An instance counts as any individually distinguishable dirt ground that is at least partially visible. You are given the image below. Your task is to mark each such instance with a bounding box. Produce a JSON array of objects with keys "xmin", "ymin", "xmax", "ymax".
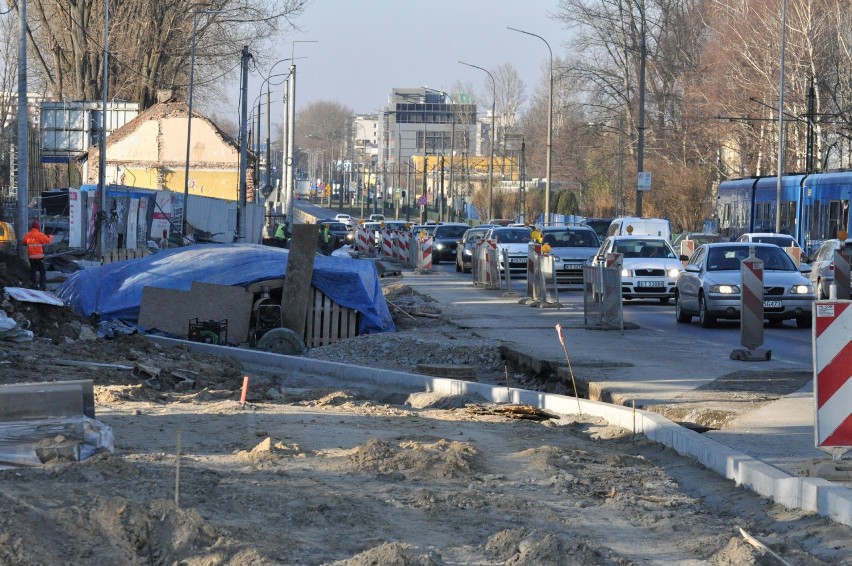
[{"xmin": 1, "ymin": 267, "xmax": 852, "ymax": 565}]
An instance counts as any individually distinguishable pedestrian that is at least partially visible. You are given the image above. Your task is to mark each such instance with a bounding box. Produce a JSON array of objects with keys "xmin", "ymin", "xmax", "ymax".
[
  {"xmin": 159, "ymin": 229, "xmax": 169, "ymax": 250},
  {"xmin": 21, "ymin": 220, "xmax": 53, "ymax": 291}
]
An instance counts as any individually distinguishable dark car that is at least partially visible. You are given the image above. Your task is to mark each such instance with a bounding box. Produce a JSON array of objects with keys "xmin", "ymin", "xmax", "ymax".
[
  {"xmin": 317, "ymin": 220, "xmax": 354, "ymax": 249},
  {"xmin": 581, "ymin": 218, "xmax": 613, "ymax": 241},
  {"xmin": 456, "ymin": 226, "xmax": 492, "ymax": 273},
  {"xmin": 430, "ymin": 223, "xmax": 471, "ymax": 264}
]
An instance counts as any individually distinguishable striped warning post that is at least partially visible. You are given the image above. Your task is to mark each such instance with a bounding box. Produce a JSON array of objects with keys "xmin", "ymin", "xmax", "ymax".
[
  {"xmin": 418, "ymin": 236, "xmax": 433, "ymax": 270},
  {"xmin": 398, "ymin": 232, "xmax": 411, "ymax": 265},
  {"xmin": 527, "ymin": 243, "xmax": 539, "ymax": 299},
  {"xmin": 814, "ymin": 301, "xmax": 852, "ymax": 449},
  {"xmin": 356, "ymin": 227, "xmax": 372, "ymax": 255},
  {"xmin": 835, "ymin": 250, "xmax": 851, "ymax": 300},
  {"xmin": 740, "ymin": 255, "xmax": 764, "ymax": 350},
  {"xmin": 381, "ymin": 229, "xmax": 393, "ymax": 258}
]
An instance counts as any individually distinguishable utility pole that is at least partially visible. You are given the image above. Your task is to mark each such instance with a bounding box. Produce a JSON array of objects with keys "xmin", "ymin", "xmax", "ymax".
[
  {"xmin": 238, "ymin": 46, "xmax": 249, "ymax": 240},
  {"xmin": 98, "ymin": 0, "xmax": 110, "ymax": 255},
  {"xmin": 16, "ymin": 0, "xmax": 29, "ymax": 261},
  {"xmin": 285, "ymin": 63, "xmax": 296, "ymax": 224}
]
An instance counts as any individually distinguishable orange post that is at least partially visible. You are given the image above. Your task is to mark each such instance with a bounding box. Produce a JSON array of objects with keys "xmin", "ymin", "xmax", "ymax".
[{"xmin": 240, "ymin": 376, "xmax": 249, "ymax": 405}]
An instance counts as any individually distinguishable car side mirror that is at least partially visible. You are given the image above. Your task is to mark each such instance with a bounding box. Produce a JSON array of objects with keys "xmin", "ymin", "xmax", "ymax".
[
  {"xmin": 799, "ymin": 264, "xmax": 812, "ymax": 274},
  {"xmin": 679, "ymin": 254, "xmax": 689, "ymax": 262}
]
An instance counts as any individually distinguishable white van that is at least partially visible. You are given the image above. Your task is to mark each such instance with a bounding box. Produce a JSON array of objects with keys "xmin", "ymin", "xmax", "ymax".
[{"xmin": 606, "ymin": 217, "xmax": 671, "ymax": 241}]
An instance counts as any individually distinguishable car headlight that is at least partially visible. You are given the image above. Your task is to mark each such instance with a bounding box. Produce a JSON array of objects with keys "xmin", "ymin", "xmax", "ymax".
[
  {"xmin": 435, "ymin": 243, "xmax": 445, "ymax": 250},
  {"xmin": 667, "ymin": 268, "xmax": 682, "ymax": 278},
  {"xmin": 464, "ymin": 249, "xmax": 472, "ymax": 256},
  {"xmin": 790, "ymin": 284, "xmax": 813, "ymax": 294},
  {"xmin": 621, "ymin": 268, "xmax": 631, "ymax": 277},
  {"xmin": 709, "ymin": 284, "xmax": 740, "ymax": 294}
]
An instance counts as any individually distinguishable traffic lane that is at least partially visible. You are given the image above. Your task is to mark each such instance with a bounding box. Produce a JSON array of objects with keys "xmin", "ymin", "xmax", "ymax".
[{"xmin": 610, "ymin": 297, "xmax": 813, "ymax": 367}]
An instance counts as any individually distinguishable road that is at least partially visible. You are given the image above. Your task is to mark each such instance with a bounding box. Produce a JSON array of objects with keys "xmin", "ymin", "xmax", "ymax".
[{"xmin": 428, "ymin": 259, "xmax": 814, "ymax": 369}]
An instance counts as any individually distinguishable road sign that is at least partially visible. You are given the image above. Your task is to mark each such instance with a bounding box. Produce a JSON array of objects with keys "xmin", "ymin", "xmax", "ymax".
[
  {"xmin": 637, "ymin": 171, "xmax": 652, "ymax": 192},
  {"xmin": 417, "ymin": 195, "xmax": 427, "ymax": 206},
  {"xmin": 814, "ymin": 301, "xmax": 852, "ymax": 454}
]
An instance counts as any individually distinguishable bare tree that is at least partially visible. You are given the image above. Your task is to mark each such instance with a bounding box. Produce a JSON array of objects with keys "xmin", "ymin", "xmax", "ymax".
[
  {"xmin": 18, "ymin": 0, "xmax": 306, "ymax": 108},
  {"xmin": 295, "ymin": 100, "xmax": 353, "ymax": 185}
]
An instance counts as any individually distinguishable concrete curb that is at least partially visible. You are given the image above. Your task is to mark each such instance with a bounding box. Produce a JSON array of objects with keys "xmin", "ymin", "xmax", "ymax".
[{"xmin": 148, "ymin": 336, "xmax": 852, "ymax": 528}]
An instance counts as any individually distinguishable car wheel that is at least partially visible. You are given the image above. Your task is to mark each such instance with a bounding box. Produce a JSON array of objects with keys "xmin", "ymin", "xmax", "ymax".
[
  {"xmin": 455, "ymin": 258, "xmax": 461, "ymax": 272},
  {"xmin": 675, "ymin": 294, "xmax": 692, "ymax": 323},
  {"xmin": 796, "ymin": 315, "xmax": 812, "ymax": 328},
  {"xmin": 699, "ymin": 294, "xmax": 716, "ymax": 328},
  {"xmin": 659, "ymin": 297, "xmax": 670, "ymax": 304},
  {"xmin": 767, "ymin": 318, "xmax": 784, "ymax": 327}
]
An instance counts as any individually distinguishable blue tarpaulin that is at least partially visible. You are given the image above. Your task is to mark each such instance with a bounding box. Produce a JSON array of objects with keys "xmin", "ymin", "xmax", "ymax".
[{"xmin": 56, "ymin": 244, "xmax": 395, "ymax": 335}]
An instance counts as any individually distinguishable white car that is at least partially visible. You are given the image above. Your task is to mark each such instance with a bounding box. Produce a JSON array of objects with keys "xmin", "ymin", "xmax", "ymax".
[
  {"xmin": 592, "ymin": 236, "xmax": 684, "ymax": 303},
  {"xmin": 334, "ymin": 213, "xmax": 354, "ymax": 227},
  {"xmin": 807, "ymin": 238, "xmax": 852, "ymax": 299},
  {"xmin": 483, "ymin": 226, "xmax": 532, "ymax": 276}
]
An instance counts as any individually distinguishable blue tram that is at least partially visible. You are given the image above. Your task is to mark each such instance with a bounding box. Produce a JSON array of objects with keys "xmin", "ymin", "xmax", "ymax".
[{"xmin": 717, "ymin": 172, "xmax": 851, "ymax": 255}]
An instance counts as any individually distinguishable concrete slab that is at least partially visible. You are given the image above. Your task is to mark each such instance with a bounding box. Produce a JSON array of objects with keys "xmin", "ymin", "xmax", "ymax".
[{"xmin": 0, "ymin": 381, "xmax": 93, "ymax": 420}]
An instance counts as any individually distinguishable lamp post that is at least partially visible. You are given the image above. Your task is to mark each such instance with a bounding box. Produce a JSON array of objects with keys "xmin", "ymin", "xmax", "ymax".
[
  {"xmin": 459, "ymin": 61, "xmax": 496, "ymax": 222},
  {"xmin": 507, "ymin": 27, "xmax": 552, "ymax": 226},
  {"xmin": 775, "ymin": 0, "xmax": 788, "ymax": 233},
  {"xmin": 634, "ymin": 0, "xmax": 647, "ymax": 217},
  {"xmin": 424, "ymin": 87, "xmax": 456, "ymax": 222},
  {"xmin": 354, "ymin": 120, "xmax": 368, "ymax": 218},
  {"xmin": 183, "ymin": 9, "xmax": 223, "ymax": 237}
]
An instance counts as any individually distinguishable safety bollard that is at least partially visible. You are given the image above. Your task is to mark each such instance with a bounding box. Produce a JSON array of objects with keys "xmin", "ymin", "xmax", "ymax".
[
  {"xmin": 834, "ymin": 250, "xmax": 851, "ymax": 300},
  {"xmin": 731, "ymin": 247, "xmax": 771, "ymax": 361},
  {"xmin": 814, "ymin": 300, "xmax": 852, "ymax": 458}
]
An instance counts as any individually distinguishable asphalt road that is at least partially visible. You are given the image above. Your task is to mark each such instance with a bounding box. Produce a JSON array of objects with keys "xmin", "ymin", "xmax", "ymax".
[{"xmin": 428, "ymin": 259, "xmax": 814, "ymax": 369}]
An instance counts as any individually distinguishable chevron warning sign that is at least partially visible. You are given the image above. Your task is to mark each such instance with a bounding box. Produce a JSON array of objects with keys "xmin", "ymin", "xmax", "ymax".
[{"xmin": 814, "ymin": 300, "xmax": 852, "ymax": 449}]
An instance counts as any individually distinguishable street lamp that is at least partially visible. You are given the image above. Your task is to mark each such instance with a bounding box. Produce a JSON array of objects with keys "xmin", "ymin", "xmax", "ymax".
[
  {"xmin": 775, "ymin": 0, "xmax": 788, "ymax": 233},
  {"xmin": 183, "ymin": 8, "xmax": 223, "ymax": 236},
  {"xmin": 459, "ymin": 61, "xmax": 496, "ymax": 222},
  {"xmin": 354, "ymin": 121, "xmax": 368, "ymax": 219},
  {"xmin": 507, "ymin": 27, "xmax": 552, "ymax": 225},
  {"xmin": 424, "ymin": 87, "xmax": 456, "ymax": 222},
  {"xmin": 633, "ymin": 0, "xmax": 647, "ymax": 217}
]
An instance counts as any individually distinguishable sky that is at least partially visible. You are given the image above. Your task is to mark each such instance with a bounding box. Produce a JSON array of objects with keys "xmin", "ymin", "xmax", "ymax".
[{"xmin": 235, "ymin": 0, "xmax": 570, "ymax": 123}]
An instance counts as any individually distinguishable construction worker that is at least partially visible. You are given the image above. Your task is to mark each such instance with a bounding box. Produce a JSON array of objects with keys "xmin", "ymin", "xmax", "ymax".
[
  {"xmin": 21, "ymin": 220, "xmax": 53, "ymax": 291},
  {"xmin": 274, "ymin": 221, "xmax": 289, "ymax": 247}
]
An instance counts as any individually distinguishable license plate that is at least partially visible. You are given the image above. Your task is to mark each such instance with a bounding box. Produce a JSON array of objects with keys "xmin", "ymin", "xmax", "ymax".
[
  {"xmin": 510, "ymin": 258, "xmax": 526, "ymax": 264},
  {"xmin": 764, "ymin": 300, "xmax": 782, "ymax": 308},
  {"xmin": 564, "ymin": 263, "xmax": 582, "ymax": 270},
  {"xmin": 637, "ymin": 281, "xmax": 664, "ymax": 287}
]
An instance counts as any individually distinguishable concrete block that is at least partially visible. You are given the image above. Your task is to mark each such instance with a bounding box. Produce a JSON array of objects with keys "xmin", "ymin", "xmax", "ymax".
[{"xmin": 0, "ymin": 381, "xmax": 92, "ymax": 421}]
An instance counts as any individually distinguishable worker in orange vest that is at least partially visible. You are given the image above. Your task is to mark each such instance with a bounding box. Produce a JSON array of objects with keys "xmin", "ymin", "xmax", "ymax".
[{"xmin": 21, "ymin": 220, "xmax": 53, "ymax": 291}]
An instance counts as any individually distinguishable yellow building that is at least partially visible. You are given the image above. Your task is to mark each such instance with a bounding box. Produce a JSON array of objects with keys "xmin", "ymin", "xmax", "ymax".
[
  {"xmin": 82, "ymin": 101, "xmax": 255, "ymax": 201},
  {"xmin": 409, "ymin": 155, "xmax": 519, "ymax": 181}
]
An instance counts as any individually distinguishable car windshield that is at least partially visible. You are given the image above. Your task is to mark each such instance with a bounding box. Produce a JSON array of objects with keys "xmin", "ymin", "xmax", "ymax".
[
  {"xmin": 466, "ymin": 229, "xmax": 488, "ymax": 242},
  {"xmin": 706, "ymin": 246, "xmax": 796, "ymax": 271},
  {"xmin": 325, "ymin": 223, "xmax": 347, "ymax": 231},
  {"xmin": 493, "ymin": 229, "xmax": 531, "ymax": 243},
  {"xmin": 435, "ymin": 225, "xmax": 469, "ymax": 238},
  {"xmin": 677, "ymin": 234, "xmax": 721, "ymax": 246},
  {"xmin": 613, "ymin": 239, "xmax": 676, "ymax": 259},
  {"xmin": 542, "ymin": 230, "xmax": 598, "ymax": 248},
  {"xmin": 749, "ymin": 235, "xmax": 797, "ymax": 248}
]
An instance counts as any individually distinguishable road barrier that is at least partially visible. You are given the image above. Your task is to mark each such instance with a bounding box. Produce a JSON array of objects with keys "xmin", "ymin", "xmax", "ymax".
[
  {"xmin": 730, "ymin": 250, "xmax": 770, "ymax": 361},
  {"xmin": 814, "ymin": 300, "xmax": 852, "ymax": 460},
  {"xmin": 356, "ymin": 226, "xmax": 375, "ymax": 256},
  {"xmin": 582, "ymin": 254, "xmax": 623, "ymax": 331},
  {"xmin": 526, "ymin": 243, "xmax": 559, "ymax": 307},
  {"xmin": 473, "ymin": 239, "xmax": 500, "ymax": 289},
  {"xmin": 414, "ymin": 235, "xmax": 433, "ymax": 272},
  {"xmin": 784, "ymin": 246, "xmax": 802, "ymax": 268},
  {"xmin": 393, "ymin": 231, "xmax": 409, "ymax": 263},
  {"xmin": 834, "ymin": 249, "xmax": 851, "ymax": 300},
  {"xmin": 381, "ymin": 229, "xmax": 393, "ymax": 258},
  {"xmin": 679, "ymin": 239, "xmax": 695, "ymax": 266}
]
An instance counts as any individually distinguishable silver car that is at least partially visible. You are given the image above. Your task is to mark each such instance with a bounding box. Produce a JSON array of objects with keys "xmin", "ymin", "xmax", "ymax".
[
  {"xmin": 540, "ymin": 225, "xmax": 600, "ymax": 286},
  {"xmin": 675, "ymin": 243, "xmax": 815, "ymax": 328},
  {"xmin": 592, "ymin": 236, "xmax": 684, "ymax": 302},
  {"xmin": 456, "ymin": 226, "xmax": 491, "ymax": 273},
  {"xmin": 807, "ymin": 238, "xmax": 852, "ymax": 299}
]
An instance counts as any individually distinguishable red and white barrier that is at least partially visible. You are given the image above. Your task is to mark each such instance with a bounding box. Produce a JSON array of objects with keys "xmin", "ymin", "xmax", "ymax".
[
  {"xmin": 740, "ymin": 254, "xmax": 764, "ymax": 350},
  {"xmin": 356, "ymin": 226, "xmax": 374, "ymax": 256},
  {"xmin": 474, "ymin": 239, "xmax": 499, "ymax": 288},
  {"xmin": 814, "ymin": 301, "xmax": 852, "ymax": 451},
  {"xmin": 416, "ymin": 235, "xmax": 433, "ymax": 271},
  {"xmin": 381, "ymin": 229, "xmax": 393, "ymax": 258},
  {"xmin": 834, "ymin": 250, "xmax": 851, "ymax": 300},
  {"xmin": 397, "ymin": 232, "xmax": 410, "ymax": 265}
]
